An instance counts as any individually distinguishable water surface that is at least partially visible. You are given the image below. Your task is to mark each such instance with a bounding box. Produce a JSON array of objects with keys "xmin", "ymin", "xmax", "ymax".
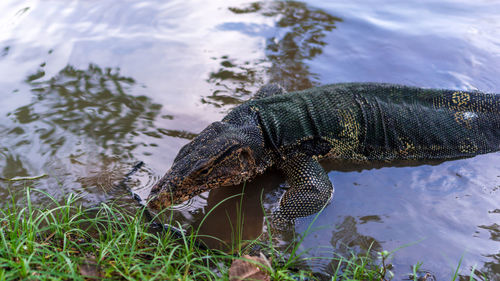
[{"xmin": 0, "ymin": 0, "xmax": 499, "ymax": 279}]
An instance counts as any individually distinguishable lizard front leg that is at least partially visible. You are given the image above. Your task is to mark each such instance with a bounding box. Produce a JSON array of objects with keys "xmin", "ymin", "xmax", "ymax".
[{"xmin": 272, "ymin": 154, "xmax": 334, "ymax": 223}]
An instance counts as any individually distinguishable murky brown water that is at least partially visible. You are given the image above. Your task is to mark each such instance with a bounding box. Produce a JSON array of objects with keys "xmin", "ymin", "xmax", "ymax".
[{"xmin": 1, "ymin": 0, "xmax": 499, "ymax": 279}]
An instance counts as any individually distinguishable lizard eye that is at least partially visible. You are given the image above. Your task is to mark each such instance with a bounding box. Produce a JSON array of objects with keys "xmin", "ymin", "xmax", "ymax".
[
  {"xmin": 198, "ymin": 167, "xmax": 212, "ymax": 176},
  {"xmin": 198, "ymin": 168, "xmax": 211, "ymax": 176}
]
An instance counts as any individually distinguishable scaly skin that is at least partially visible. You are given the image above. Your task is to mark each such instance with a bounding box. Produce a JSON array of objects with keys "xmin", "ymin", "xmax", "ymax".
[{"xmin": 148, "ymin": 83, "xmax": 500, "ymax": 222}]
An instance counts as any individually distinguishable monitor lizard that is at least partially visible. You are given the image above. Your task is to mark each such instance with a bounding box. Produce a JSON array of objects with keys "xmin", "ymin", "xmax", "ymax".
[{"xmin": 148, "ymin": 83, "xmax": 500, "ymax": 223}]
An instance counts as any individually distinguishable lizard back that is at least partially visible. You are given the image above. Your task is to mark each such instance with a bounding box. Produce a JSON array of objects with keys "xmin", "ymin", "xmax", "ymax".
[{"xmin": 249, "ymin": 83, "xmax": 500, "ymax": 161}]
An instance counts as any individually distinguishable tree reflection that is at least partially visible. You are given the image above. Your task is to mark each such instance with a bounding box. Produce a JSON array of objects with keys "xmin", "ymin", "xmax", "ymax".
[
  {"xmin": 329, "ymin": 216, "xmax": 382, "ymax": 254},
  {"xmin": 325, "ymin": 216, "xmax": 382, "ymax": 276},
  {"xmin": 0, "ymin": 150, "xmax": 29, "ymax": 180},
  {"xmin": 1, "ymin": 64, "xmax": 168, "ymax": 201},
  {"xmin": 185, "ymin": 171, "xmax": 284, "ymax": 250},
  {"xmin": 9, "ymin": 64, "xmax": 162, "ymax": 159},
  {"xmin": 461, "ymin": 223, "xmax": 500, "ymax": 280},
  {"xmin": 472, "ymin": 254, "xmax": 500, "ymax": 281},
  {"xmin": 205, "ymin": 1, "xmax": 342, "ymax": 107}
]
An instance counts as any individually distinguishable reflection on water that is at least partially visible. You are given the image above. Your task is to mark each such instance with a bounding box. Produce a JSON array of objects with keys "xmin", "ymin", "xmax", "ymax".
[
  {"xmin": 182, "ymin": 154, "xmax": 500, "ymax": 279},
  {"xmin": 1, "ymin": 46, "xmax": 9, "ymax": 57},
  {"xmin": 479, "ymin": 223, "xmax": 500, "ymax": 243},
  {"xmin": 1, "ymin": 152, "xmax": 29, "ymax": 180},
  {"xmin": 328, "ymin": 216, "xmax": 383, "ymax": 254},
  {"xmin": 325, "ymin": 216, "xmax": 382, "ymax": 275},
  {"xmin": 15, "ymin": 64, "xmax": 161, "ymax": 159},
  {"xmin": 194, "ymin": 176, "xmax": 271, "ymax": 250},
  {"xmin": 204, "ymin": 1, "xmax": 341, "ymax": 107},
  {"xmin": 2, "ymin": 64, "xmax": 163, "ymax": 203},
  {"xmin": 473, "ymin": 254, "xmax": 500, "ymax": 281},
  {"xmin": 0, "ymin": 0, "xmax": 499, "ymax": 278},
  {"xmin": 463, "ymin": 222, "xmax": 500, "ymax": 280}
]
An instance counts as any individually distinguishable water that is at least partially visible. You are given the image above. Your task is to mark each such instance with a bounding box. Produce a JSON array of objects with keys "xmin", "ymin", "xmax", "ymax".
[{"xmin": 1, "ymin": 0, "xmax": 499, "ymax": 279}]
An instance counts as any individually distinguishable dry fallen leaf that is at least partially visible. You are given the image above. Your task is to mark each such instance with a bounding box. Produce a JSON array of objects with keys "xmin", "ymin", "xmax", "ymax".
[
  {"xmin": 79, "ymin": 256, "xmax": 102, "ymax": 279},
  {"xmin": 229, "ymin": 253, "xmax": 271, "ymax": 281}
]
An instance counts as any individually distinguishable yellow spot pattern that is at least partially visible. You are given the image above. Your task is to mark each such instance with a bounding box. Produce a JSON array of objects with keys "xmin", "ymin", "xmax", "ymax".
[{"xmin": 324, "ymin": 108, "xmax": 365, "ymax": 160}]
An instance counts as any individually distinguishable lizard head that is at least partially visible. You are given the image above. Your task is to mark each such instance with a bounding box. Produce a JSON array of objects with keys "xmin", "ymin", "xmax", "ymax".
[{"xmin": 147, "ymin": 120, "xmax": 266, "ymax": 211}]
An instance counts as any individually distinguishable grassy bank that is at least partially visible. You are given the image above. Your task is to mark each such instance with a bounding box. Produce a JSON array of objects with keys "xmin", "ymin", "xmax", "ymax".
[{"xmin": 0, "ymin": 188, "xmax": 467, "ymax": 280}]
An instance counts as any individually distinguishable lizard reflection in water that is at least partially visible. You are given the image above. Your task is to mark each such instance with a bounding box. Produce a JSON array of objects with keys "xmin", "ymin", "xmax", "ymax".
[{"xmin": 148, "ymin": 83, "xmax": 500, "ymax": 224}]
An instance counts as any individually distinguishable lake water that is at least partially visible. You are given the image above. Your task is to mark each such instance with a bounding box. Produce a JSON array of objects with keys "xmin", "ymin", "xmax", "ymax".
[{"xmin": 0, "ymin": 0, "xmax": 499, "ymax": 279}]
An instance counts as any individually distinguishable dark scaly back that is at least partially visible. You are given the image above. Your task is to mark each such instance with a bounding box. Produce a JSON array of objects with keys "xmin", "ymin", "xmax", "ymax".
[
  {"xmin": 355, "ymin": 83, "xmax": 500, "ymax": 160},
  {"xmin": 248, "ymin": 84, "xmax": 355, "ymax": 159},
  {"xmin": 249, "ymin": 83, "xmax": 500, "ymax": 162}
]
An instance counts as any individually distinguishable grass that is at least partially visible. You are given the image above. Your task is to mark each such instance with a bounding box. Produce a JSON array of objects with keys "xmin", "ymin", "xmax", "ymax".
[
  {"xmin": 1, "ymin": 188, "xmax": 228, "ymax": 280},
  {"xmin": 0, "ymin": 187, "xmax": 486, "ymax": 280}
]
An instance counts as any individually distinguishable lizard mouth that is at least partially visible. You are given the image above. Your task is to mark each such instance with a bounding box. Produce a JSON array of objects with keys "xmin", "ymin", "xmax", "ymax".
[
  {"xmin": 147, "ymin": 131, "xmax": 260, "ymax": 211},
  {"xmin": 148, "ymin": 180, "xmax": 208, "ymax": 211},
  {"xmin": 147, "ymin": 191, "xmax": 172, "ymax": 211}
]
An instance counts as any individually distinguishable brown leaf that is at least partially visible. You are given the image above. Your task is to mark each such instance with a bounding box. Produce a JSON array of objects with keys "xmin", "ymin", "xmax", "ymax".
[
  {"xmin": 229, "ymin": 254, "xmax": 271, "ymax": 281},
  {"xmin": 79, "ymin": 257, "xmax": 102, "ymax": 279}
]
